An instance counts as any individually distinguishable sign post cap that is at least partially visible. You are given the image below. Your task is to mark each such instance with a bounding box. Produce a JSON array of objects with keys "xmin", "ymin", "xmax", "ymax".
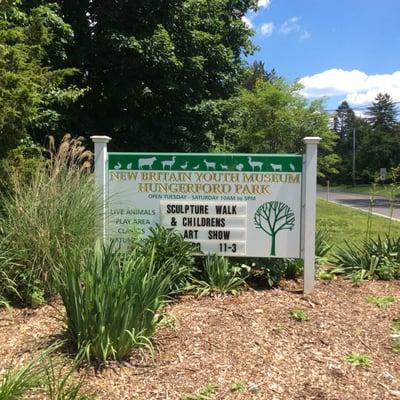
[
  {"xmin": 90, "ymin": 135, "xmax": 112, "ymax": 144},
  {"xmin": 303, "ymin": 136, "xmax": 321, "ymax": 145}
]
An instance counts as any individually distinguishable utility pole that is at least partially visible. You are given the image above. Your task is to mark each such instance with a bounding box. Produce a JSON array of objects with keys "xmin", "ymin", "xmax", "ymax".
[{"xmin": 352, "ymin": 128, "xmax": 356, "ymax": 187}]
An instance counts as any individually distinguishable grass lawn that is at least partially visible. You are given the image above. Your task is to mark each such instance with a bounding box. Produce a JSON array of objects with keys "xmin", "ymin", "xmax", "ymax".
[
  {"xmin": 321, "ymin": 183, "xmax": 400, "ymax": 197},
  {"xmin": 316, "ymin": 198, "xmax": 400, "ymax": 248}
]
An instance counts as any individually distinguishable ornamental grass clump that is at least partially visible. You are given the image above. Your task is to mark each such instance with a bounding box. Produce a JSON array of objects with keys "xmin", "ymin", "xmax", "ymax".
[
  {"xmin": 0, "ymin": 135, "xmax": 97, "ymax": 305},
  {"xmin": 57, "ymin": 242, "xmax": 171, "ymax": 363}
]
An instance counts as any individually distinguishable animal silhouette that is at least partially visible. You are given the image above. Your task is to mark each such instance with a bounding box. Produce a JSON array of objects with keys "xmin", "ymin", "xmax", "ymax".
[
  {"xmin": 235, "ymin": 163, "xmax": 244, "ymax": 171},
  {"xmin": 270, "ymin": 163, "xmax": 282, "ymax": 172},
  {"xmin": 220, "ymin": 164, "xmax": 228, "ymax": 170},
  {"xmin": 289, "ymin": 163, "xmax": 295, "ymax": 171},
  {"xmin": 161, "ymin": 156, "xmax": 176, "ymax": 170},
  {"xmin": 203, "ymin": 159, "xmax": 216, "ymax": 170},
  {"xmin": 114, "ymin": 162, "xmax": 122, "ymax": 170},
  {"xmin": 248, "ymin": 157, "xmax": 263, "ymax": 171},
  {"xmin": 193, "ymin": 164, "xmax": 200, "ymax": 170},
  {"xmin": 180, "ymin": 161, "xmax": 188, "ymax": 169},
  {"xmin": 126, "ymin": 162, "xmax": 132, "ymax": 170},
  {"xmin": 138, "ymin": 157, "xmax": 157, "ymax": 169}
]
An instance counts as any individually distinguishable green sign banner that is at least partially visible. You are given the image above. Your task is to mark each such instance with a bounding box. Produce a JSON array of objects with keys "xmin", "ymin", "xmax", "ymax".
[{"xmin": 108, "ymin": 153, "xmax": 302, "ymax": 173}]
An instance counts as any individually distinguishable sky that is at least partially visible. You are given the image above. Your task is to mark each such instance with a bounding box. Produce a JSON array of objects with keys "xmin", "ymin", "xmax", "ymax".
[{"xmin": 244, "ymin": 0, "xmax": 400, "ymax": 113}]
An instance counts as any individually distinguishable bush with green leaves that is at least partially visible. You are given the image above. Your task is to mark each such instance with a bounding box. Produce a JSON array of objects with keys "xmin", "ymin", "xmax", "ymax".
[
  {"xmin": 0, "ymin": 135, "xmax": 97, "ymax": 305},
  {"xmin": 56, "ymin": 241, "xmax": 171, "ymax": 362},
  {"xmin": 133, "ymin": 225, "xmax": 197, "ymax": 292},
  {"xmin": 331, "ymin": 235, "xmax": 400, "ymax": 281},
  {"xmin": 195, "ymin": 254, "xmax": 248, "ymax": 296}
]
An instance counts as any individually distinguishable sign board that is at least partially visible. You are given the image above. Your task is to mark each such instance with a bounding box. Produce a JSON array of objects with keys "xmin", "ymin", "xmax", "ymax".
[
  {"xmin": 91, "ymin": 135, "xmax": 320, "ymax": 294},
  {"xmin": 107, "ymin": 153, "xmax": 303, "ymax": 258}
]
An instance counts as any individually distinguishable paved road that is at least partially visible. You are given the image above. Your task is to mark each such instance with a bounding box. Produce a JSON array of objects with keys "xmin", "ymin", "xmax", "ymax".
[{"xmin": 317, "ymin": 189, "xmax": 400, "ymax": 220}]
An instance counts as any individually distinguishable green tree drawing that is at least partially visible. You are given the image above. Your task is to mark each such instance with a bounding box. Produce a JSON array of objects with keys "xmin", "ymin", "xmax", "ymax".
[{"xmin": 254, "ymin": 201, "xmax": 295, "ymax": 256}]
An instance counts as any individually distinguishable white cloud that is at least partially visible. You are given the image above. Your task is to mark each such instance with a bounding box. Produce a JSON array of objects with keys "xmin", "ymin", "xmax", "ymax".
[
  {"xmin": 242, "ymin": 15, "xmax": 253, "ymax": 29},
  {"xmin": 261, "ymin": 22, "xmax": 274, "ymax": 36},
  {"xmin": 280, "ymin": 17, "xmax": 300, "ymax": 34},
  {"xmin": 299, "ymin": 68, "xmax": 400, "ymax": 105},
  {"xmin": 258, "ymin": 0, "xmax": 271, "ymax": 8},
  {"xmin": 300, "ymin": 30, "xmax": 311, "ymax": 40}
]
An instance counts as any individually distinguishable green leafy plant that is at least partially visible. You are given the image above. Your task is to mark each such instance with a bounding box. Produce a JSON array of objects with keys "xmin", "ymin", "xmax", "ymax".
[
  {"xmin": 0, "ymin": 135, "xmax": 97, "ymax": 305},
  {"xmin": 43, "ymin": 357, "xmax": 94, "ymax": 400},
  {"xmin": 288, "ymin": 309, "xmax": 309, "ymax": 322},
  {"xmin": 195, "ymin": 254, "xmax": 248, "ymax": 296},
  {"xmin": 392, "ymin": 317, "xmax": 400, "ymax": 333},
  {"xmin": 317, "ymin": 270, "xmax": 335, "ymax": 281},
  {"xmin": 0, "ymin": 343, "xmax": 60, "ymax": 400},
  {"xmin": 344, "ymin": 353, "xmax": 372, "ymax": 367},
  {"xmin": 56, "ymin": 241, "xmax": 171, "ymax": 362},
  {"xmin": 366, "ymin": 295, "xmax": 396, "ymax": 309},
  {"xmin": 0, "ymin": 356, "xmax": 44, "ymax": 400},
  {"xmin": 230, "ymin": 382, "xmax": 246, "ymax": 393},
  {"xmin": 315, "ymin": 227, "xmax": 333, "ymax": 265},
  {"xmin": 331, "ymin": 235, "xmax": 400, "ymax": 281},
  {"xmin": 133, "ymin": 225, "xmax": 197, "ymax": 293},
  {"xmin": 181, "ymin": 383, "xmax": 219, "ymax": 400}
]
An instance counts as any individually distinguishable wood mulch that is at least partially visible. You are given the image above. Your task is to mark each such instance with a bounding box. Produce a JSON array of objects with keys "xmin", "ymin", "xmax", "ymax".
[{"xmin": 1, "ymin": 278, "xmax": 400, "ymax": 399}]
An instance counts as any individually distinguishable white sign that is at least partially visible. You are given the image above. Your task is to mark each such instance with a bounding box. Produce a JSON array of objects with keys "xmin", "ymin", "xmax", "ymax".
[
  {"xmin": 91, "ymin": 136, "xmax": 321, "ymax": 294},
  {"xmin": 107, "ymin": 153, "xmax": 303, "ymax": 258}
]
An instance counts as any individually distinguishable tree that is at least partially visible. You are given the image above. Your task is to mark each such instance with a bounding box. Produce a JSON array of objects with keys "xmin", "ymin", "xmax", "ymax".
[
  {"xmin": 367, "ymin": 93, "xmax": 397, "ymax": 130},
  {"xmin": 209, "ymin": 79, "xmax": 340, "ymax": 179},
  {"xmin": 254, "ymin": 201, "xmax": 295, "ymax": 256},
  {"xmin": 351, "ymin": 93, "xmax": 400, "ymax": 181},
  {"xmin": 331, "ymin": 101, "xmax": 355, "ymax": 183},
  {"xmin": 25, "ymin": 0, "xmax": 257, "ymax": 151},
  {"xmin": 242, "ymin": 60, "xmax": 279, "ymax": 90},
  {"xmin": 0, "ymin": 1, "xmax": 83, "ymax": 157},
  {"xmin": 333, "ymin": 101, "xmax": 355, "ymax": 141}
]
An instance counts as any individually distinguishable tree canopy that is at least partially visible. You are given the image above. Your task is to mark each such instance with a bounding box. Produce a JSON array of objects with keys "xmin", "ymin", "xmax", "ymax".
[
  {"xmin": 0, "ymin": 1, "xmax": 82, "ymax": 157},
  {"xmin": 23, "ymin": 0, "xmax": 258, "ymax": 152},
  {"xmin": 209, "ymin": 79, "xmax": 340, "ymax": 179}
]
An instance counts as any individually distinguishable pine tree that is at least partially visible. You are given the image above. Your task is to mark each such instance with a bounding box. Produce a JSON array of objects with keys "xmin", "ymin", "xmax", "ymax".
[
  {"xmin": 367, "ymin": 93, "xmax": 397, "ymax": 130},
  {"xmin": 242, "ymin": 61, "xmax": 278, "ymax": 90},
  {"xmin": 333, "ymin": 101, "xmax": 355, "ymax": 141}
]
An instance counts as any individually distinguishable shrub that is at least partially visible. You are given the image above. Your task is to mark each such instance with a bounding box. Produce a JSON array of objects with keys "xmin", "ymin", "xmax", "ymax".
[
  {"xmin": 195, "ymin": 254, "xmax": 248, "ymax": 296},
  {"xmin": 57, "ymin": 241, "xmax": 171, "ymax": 362},
  {"xmin": 331, "ymin": 235, "xmax": 400, "ymax": 281},
  {"xmin": 0, "ymin": 135, "xmax": 97, "ymax": 304},
  {"xmin": 134, "ymin": 225, "xmax": 197, "ymax": 292}
]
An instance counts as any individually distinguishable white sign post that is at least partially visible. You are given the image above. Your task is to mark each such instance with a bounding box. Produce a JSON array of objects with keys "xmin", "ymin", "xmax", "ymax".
[
  {"xmin": 90, "ymin": 135, "xmax": 111, "ymax": 242},
  {"xmin": 91, "ymin": 136, "xmax": 321, "ymax": 294},
  {"xmin": 302, "ymin": 137, "xmax": 321, "ymax": 294}
]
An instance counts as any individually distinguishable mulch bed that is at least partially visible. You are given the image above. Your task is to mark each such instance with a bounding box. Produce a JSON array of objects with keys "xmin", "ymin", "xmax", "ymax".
[{"xmin": 1, "ymin": 278, "xmax": 400, "ymax": 399}]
